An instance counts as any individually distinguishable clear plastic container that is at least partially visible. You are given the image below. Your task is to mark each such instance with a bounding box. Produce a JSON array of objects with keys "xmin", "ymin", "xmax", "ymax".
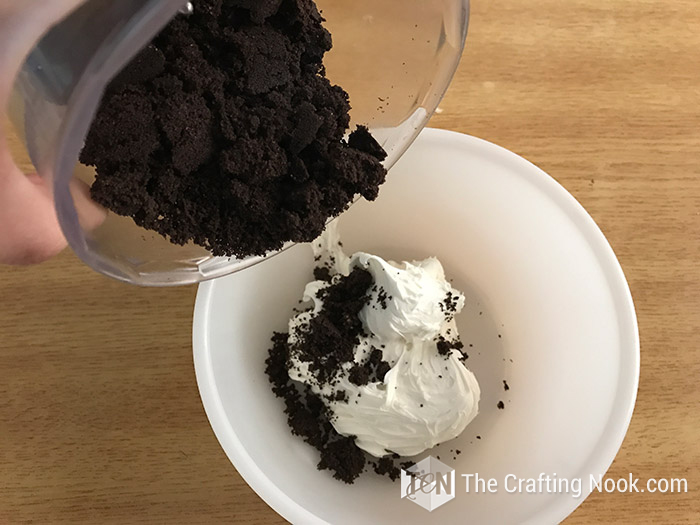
[{"xmin": 9, "ymin": 0, "xmax": 469, "ymax": 286}]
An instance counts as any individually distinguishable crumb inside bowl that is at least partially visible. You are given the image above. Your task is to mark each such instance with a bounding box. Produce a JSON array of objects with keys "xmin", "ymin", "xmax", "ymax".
[{"xmin": 193, "ymin": 129, "xmax": 639, "ymax": 525}]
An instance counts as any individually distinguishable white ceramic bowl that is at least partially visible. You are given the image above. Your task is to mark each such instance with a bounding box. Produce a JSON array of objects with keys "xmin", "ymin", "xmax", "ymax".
[{"xmin": 193, "ymin": 129, "xmax": 639, "ymax": 524}]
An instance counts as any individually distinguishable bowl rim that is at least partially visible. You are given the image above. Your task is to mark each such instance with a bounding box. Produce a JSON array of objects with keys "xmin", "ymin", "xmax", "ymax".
[{"xmin": 192, "ymin": 128, "xmax": 640, "ymax": 525}]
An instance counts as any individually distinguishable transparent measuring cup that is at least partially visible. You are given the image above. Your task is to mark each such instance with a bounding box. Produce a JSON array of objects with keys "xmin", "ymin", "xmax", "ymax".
[{"xmin": 9, "ymin": 0, "xmax": 469, "ymax": 286}]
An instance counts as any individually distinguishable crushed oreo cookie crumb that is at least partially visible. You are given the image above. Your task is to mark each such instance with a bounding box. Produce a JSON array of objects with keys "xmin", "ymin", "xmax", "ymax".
[
  {"xmin": 81, "ymin": 0, "xmax": 387, "ymax": 258},
  {"xmin": 436, "ymin": 335, "xmax": 465, "ymax": 358},
  {"xmin": 265, "ymin": 268, "xmax": 408, "ymax": 483},
  {"xmin": 374, "ymin": 287, "xmax": 390, "ymax": 310},
  {"xmin": 313, "ymin": 266, "xmax": 333, "ymax": 283},
  {"xmin": 373, "ymin": 457, "xmax": 401, "ymax": 481}
]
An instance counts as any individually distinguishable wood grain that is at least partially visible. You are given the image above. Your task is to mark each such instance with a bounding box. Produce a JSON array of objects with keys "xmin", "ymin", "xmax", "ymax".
[{"xmin": 1, "ymin": 0, "xmax": 699, "ymax": 523}]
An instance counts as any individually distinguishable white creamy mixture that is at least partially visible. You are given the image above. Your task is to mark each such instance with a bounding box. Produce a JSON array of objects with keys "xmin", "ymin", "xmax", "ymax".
[{"xmin": 287, "ymin": 223, "xmax": 480, "ymax": 457}]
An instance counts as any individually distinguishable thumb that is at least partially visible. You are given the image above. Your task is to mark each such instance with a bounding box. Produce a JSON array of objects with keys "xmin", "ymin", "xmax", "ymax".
[{"xmin": 0, "ymin": 133, "xmax": 67, "ymax": 264}]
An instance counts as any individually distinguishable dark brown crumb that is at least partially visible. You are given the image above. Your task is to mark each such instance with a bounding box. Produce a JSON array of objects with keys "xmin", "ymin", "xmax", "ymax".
[
  {"xmin": 348, "ymin": 364, "xmax": 370, "ymax": 386},
  {"xmin": 313, "ymin": 266, "xmax": 333, "ymax": 283},
  {"xmin": 503, "ymin": 380, "xmax": 510, "ymax": 391},
  {"xmin": 347, "ymin": 347, "xmax": 391, "ymax": 386},
  {"xmin": 376, "ymin": 287, "xmax": 389, "ymax": 310},
  {"xmin": 81, "ymin": 0, "xmax": 387, "ymax": 258},
  {"xmin": 348, "ymin": 126, "xmax": 387, "ymax": 161},
  {"xmin": 331, "ymin": 390, "xmax": 348, "ymax": 403},
  {"xmin": 373, "ymin": 457, "xmax": 401, "ymax": 481},
  {"xmin": 436, "ymin": 335, "xmax": 465, "ymax": 357},
  {"xmin": 318, "ymin": 436, "xmax": 366, "ymax": 484},
  {"xmin": 497, "ymin": 401, "xmax": 505, "ymax": 409},
  {"xmin": 439, "ymin": 291, "xmax": 460, "ymax": 321}
]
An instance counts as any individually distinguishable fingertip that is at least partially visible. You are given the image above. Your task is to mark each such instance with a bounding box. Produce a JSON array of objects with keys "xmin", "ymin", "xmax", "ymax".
[{"xmin": 0, "ymin": 168, "xmax": 67, "ymax": 266}]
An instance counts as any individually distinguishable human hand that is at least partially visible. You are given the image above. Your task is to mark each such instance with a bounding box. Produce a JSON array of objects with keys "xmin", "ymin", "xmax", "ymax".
[{"xmin": 0, "ymin": 0, "xmax": 90, "ymax": 265}]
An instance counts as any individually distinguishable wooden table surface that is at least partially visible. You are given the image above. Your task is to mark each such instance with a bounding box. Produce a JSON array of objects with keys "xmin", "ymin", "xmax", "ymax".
[{"xmin": 2, "ymin": 0, "xmax": 699, "ymax": 523}]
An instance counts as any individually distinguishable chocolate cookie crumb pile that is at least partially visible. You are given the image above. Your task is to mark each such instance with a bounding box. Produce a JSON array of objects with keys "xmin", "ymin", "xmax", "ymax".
[
  {"xmin": 264, "ymin": 267, "xmax": 410, "ymax": 484},
  {"xmin": 289, "ymin": 267, "xmax": 373, "ymax": 387},
  {"xmin": 81, "ymin": 0, "xmax": 387, "ymax": 258}
]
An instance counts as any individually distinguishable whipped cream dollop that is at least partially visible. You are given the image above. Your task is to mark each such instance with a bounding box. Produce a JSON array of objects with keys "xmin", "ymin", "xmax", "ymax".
[{"xmin": 287, "ymin": 223, "xmax": 480, "ymax": 458}]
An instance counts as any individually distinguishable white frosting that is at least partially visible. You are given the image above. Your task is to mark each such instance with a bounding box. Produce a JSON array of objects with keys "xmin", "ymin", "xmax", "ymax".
[{"xmin": 287, "ymin": 222, "xmax": 480, "ymax": 458}]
